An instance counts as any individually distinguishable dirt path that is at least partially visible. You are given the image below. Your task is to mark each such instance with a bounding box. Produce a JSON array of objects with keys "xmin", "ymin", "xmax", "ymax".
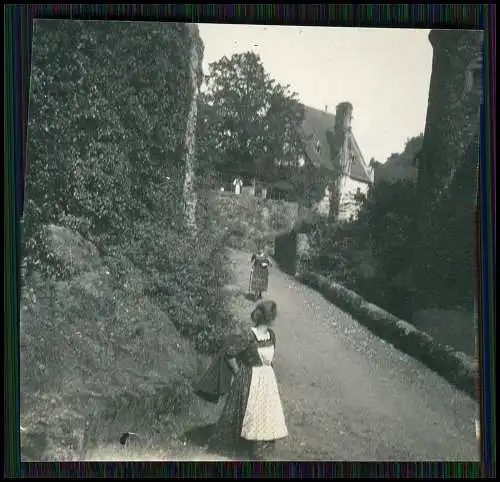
[{"xmin": 223, "ymin": 249, "xmax": 479, "ymax": 461}]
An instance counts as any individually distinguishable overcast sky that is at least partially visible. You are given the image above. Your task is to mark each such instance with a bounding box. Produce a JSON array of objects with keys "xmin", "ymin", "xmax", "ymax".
[{"xmin": 197, "ymin": 23, "xmax": 433, "ymax": 164}]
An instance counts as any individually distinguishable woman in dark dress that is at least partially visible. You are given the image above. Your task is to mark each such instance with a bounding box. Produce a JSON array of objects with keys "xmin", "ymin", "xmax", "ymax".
[
  {"xmin": 207, "ymin": 300, "xmax": 288, "ymax": 460},
  {"xmin": 250, "ymin": 243, "xmax": 272, "ymax": 299}
]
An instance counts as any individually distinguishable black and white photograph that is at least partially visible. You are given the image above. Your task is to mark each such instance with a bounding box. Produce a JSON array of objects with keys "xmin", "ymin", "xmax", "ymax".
[{"xmin": 20, "ymin": 20, "xmax": 482, "ymax": 461}]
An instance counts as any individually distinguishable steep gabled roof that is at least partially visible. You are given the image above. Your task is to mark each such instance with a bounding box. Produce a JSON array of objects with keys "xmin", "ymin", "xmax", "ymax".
[
  {"xmin": 300, "ymin": 105, "xmax": 336, "ymax": 171},
  {"xmin": 300, "ymin": 105, "xmax": 372, "ymax": 184},
  {"xmin": 348, "ymin": 133, "xmax": 372, "ymax": 183}
]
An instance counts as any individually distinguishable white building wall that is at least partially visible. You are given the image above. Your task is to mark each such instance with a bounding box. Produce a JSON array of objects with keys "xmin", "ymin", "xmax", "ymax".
[
  {"xmin": 310, "ymin": 177, "xmax": 370, "ymax": 220},
  {"xmin": 338, "ymin": 175, "xmax": 369, "ymax": 221},
  {"xmin": 315, "ymin": 186, "xmax": 331, "ymax": 216}
]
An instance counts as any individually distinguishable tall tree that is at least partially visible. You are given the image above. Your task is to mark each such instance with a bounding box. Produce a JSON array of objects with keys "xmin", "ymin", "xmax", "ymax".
[{"xmin": 198, "ymin": 52, "xmax": 305, "ymax": 184}]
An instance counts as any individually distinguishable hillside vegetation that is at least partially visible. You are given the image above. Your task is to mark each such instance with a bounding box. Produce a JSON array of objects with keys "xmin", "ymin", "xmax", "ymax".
[
  {"xmin": 372, "ymin": 135, "xmax": 423, "ymax": 184},
  {"xmin": 307, "ymin": 134, "xmax": 478, "ymax": 356},
  {"xmin": 21, "ymin": 20, "xmax": 235, "ymax": 460},
  {"xmin": 204, "ymin": 190, "xmax": 298, "ymax": 254}
]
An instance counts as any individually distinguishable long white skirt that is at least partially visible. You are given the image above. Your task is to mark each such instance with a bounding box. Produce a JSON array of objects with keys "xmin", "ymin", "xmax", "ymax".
[{"xmin": 240, "ymin": 365, "xmax": 288, "ymax": 441}]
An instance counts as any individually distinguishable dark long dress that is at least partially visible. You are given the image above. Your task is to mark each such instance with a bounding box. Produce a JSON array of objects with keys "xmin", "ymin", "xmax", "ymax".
[
  {"xmin": 250, "ymin": 253, "xmax": 270, "ymax": 294},
  {"xmin": 207, "ymin": 328, "xmax": 283, "ymax": 459}
]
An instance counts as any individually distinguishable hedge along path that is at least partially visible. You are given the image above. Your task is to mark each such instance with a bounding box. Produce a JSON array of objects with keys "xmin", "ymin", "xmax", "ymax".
[
  {"xmin": 225, "ymin": 248, "xmax": 479, "ymax": 460},
  {"xmin": 297, "ymin": 272, "xmax": 477, "ymax": 399}
]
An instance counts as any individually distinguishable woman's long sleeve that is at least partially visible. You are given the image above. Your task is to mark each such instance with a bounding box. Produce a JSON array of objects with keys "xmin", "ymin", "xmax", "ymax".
[{"xmin": 224, "ymin": 332, "xmax": 252, "ymax": 358}]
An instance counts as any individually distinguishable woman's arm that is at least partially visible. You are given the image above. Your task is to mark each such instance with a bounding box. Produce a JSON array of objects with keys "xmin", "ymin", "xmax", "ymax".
[
  {"xmin": 224, "ymin": 331, "xmax": 252, "ymax": 375},
  {"xmin": 226, "ymin": 357, "xmax": 239, "ymax": 375}
]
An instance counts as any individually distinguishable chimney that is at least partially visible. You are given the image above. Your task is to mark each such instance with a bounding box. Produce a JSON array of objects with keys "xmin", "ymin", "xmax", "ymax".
[
  {"xmin": 335, "ymin": 102, "xmax": 353, "ymax": 132},
  {"xmin": 324, "ymin": 104, "xmax": 328, "ymax": 113}
]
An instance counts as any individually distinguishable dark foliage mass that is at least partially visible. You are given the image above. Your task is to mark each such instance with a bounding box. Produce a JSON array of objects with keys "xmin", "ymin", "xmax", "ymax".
[
  {"xmin": 23, "ymin": 20, "xmax": 230, "ymax": 347},
  {"xmin": 25, "ymin": 20, "xmax": 193, "ymax": 255},
  {"xmin": 196, "ymin": 51, "xmax": 325, "ymax": 205},
  {"xmin": 310, "ymin": 180, "xmax": 418, "ymax": 320},
  {"xmin": 197, "ymin": 52, "xmax": 304, "ymax": 181},
  {"xmin": 310, "ymin": 135, "xmax": 477, "ymax": 321},
  {"xmin": 372, "ymin": 134, "xmax": 424, "ymax": 184}
]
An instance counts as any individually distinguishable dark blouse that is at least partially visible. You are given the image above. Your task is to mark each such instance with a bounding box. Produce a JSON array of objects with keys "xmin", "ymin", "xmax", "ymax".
[
  {"xmin": 251, "ymin": 253, "xmax": 270, "ymax": 269},
  {"xmin": 224, "ymin": 328, "xmax": 276, "ymax": 368}
]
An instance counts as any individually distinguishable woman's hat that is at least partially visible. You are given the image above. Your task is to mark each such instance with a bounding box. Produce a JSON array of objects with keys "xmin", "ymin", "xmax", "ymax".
[{"xmin": 251, "ymin": 300, "xmax": 277, "ymax": 325}]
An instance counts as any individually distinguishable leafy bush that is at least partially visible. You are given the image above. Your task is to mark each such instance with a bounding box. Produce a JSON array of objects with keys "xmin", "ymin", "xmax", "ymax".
[
  {"xmin": 131, "ymin": 220, "xmax": 233, "ymax": 354},
  {"xmin": 310, "ymin": 180, "xmax": 419, "ymax": 319},
  {"xmin": 274, "ymin": 230, "xmax": 297, "ymax": 276},
  {"xmin": 309, "ymin": 220, "xmax": 362, "ymax": 289},
  {"xmin": 310, "ymin": 167, "xmax": 476, "ymax": 320},
  {"xmin": 269, "ymin": 202, "xmax": 291, "ymax": 232}
]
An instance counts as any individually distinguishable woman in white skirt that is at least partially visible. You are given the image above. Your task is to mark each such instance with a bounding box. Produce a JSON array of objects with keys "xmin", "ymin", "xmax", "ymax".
[{"xmin": 207, "ymin": 300, "xmax": 288, "ymax": 460}]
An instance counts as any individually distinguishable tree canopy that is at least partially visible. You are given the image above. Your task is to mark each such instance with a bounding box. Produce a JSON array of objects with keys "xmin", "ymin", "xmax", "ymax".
[
  {"xmin": 197, "ymin": 52, "xmax": 305, "ymax": 184},
  {"xmin": 373, "ymin": 134, "xmax": 424, "ymax": 184}
]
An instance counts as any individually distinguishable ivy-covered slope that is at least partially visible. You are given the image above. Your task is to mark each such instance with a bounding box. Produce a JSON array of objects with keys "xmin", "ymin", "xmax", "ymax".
[{"xmin": 21, "ymin": 20, "xmax": 232, "ymax": 461}]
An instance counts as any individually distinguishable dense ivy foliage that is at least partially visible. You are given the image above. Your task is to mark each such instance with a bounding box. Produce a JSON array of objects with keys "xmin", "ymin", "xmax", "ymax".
[
  {"xmin": 25, "ymin": 21, "xmax": 194, "ymax": 254},
  {"xmin": 23, "ymin": 20, "xmax": 230, "ymax": 350},
  {"xmin": 413, "ymin": 134, "xmax": 478, "ymax": 309}
]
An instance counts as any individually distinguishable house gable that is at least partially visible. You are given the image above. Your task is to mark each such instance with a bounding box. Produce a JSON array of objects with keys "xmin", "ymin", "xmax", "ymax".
[
  {"xmin": 300, "ymin": 104, "xmax": 372, "ymax": 185},
  {"xmin": 300, "ymin": 106, "xmax": 336, "ymax": 171},
  {"xmin": 347, "ymin": 133, "xmax": 373, "ymax": 184}
]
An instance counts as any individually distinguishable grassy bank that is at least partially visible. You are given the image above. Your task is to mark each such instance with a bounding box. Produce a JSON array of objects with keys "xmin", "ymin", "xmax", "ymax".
[
  {"xmin": 205, "ymin": 190, "xmax": 298, "ymax": 254},
  {"xmin": 20, "ymin": 221, "xmax": 234, "ymax": 460}
]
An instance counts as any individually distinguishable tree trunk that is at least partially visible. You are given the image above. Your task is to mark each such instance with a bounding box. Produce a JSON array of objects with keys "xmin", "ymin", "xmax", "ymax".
[{"xmin": 182, "ymin": 24, "xmax": 201, "ymax": 236}]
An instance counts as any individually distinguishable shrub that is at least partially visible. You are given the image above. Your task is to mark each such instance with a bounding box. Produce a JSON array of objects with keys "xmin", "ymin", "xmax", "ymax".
[
  {"xmin": 269, "ymin": 201, "xmax": 293, "ymax": 232},
  {"xmin": 310, "ymin": 168, "xmax": 476, "ymax": 320},
  {"xmin": 274, "ymin": 229, "xmax": 297, "ymax": 275},
  {"xmin": 309, "ymin": 180, "xmax": 418, "ymax": 319},
  {"xmin": 140, "ymin": 227, "xmax": 233, "ymax": 351},
  {"xmin": 309, "ymin": 220, "xmax": 362, "ymax": 288}
]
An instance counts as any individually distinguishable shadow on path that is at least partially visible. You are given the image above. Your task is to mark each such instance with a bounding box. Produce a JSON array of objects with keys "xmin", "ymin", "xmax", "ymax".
[{"xmin": 181, "ymin": 423, "xmax": 255, "ymax": 460}]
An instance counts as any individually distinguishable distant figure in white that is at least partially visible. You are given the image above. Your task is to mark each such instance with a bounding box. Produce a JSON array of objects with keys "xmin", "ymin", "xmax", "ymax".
[{"xmin": 233, "ymin": 177, "xmax": 243, "ymax": 195}]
